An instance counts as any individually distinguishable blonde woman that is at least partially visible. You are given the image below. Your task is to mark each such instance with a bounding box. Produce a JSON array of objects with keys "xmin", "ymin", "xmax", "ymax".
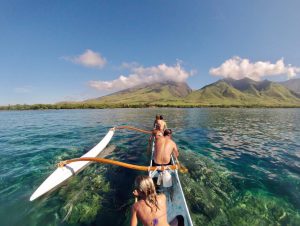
[
  {"xmin": 153, "ymin": 115, "xmax": 167, "ymax": 132},
  {"xmin": 131, "ymin": 176, "xmax": 169, "ymax": 226}
]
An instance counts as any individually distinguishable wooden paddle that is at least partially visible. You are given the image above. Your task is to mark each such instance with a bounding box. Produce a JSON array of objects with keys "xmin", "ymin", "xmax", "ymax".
[{"xmin": 175, "ymin": 156, "xmax": 188, "ymax": 173}]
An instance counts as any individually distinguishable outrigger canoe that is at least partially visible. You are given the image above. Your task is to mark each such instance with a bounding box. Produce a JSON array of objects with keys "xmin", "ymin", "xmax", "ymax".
[
  {"xmin": 30, "ymin": 126, "xmax": 193, "ymax": 225},
  {"xmin": 148, "ymin": 139, "xmax": 194, "ymax": 226}
]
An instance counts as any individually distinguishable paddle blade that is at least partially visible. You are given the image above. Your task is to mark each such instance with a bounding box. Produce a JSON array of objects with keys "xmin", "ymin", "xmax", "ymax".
[{"xmin": 179, "ymin": 163, "xmax": 188, "ymax": 173}]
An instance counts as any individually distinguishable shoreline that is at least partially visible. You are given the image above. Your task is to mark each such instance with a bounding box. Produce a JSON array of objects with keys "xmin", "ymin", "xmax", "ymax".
[{"xmin": 1, "ymin": 103, "xmax": 300, "ymax": 111}]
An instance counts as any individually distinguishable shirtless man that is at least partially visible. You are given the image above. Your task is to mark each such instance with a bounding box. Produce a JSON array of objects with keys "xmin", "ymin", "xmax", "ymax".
[{"xmin": 153, "ymin": 129, "xmax": 179, "ymax": 166}]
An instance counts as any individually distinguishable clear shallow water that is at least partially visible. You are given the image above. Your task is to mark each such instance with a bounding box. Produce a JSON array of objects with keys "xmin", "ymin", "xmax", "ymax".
[{"xmin": 0, "ymin": 108, "xmax": 299, "ymax": 225}]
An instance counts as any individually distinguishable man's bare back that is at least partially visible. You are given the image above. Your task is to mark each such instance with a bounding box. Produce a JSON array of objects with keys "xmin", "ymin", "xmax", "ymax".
[{"xmin": 154, "ymin": 130, "xmax": 179, "ymax": 165}]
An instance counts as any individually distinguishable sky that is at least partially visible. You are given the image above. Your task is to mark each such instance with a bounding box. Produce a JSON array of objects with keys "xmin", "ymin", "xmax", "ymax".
[{"xmin": 1, "ymin": 0, "xmax": 300, "ymax": 105}]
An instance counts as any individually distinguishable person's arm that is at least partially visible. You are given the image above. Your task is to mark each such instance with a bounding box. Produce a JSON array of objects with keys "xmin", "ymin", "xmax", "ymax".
[
  {"xmin": 130, "ymin": 205, "xmax": 138, "ymax": 226},
  {"xmin": 147, "ymin": 134, "xmax": 153, "ymax": 155},
  {"xmin": 173, "ymin": 143, "xmax": 179, "ymax": 158},
  {"xmin": 147, "ymin": 130, "xmax": 155, "ymax": 154},
  {"xmin": 153, "ymin": 120, "xmax": 157, "ymax": 129}
]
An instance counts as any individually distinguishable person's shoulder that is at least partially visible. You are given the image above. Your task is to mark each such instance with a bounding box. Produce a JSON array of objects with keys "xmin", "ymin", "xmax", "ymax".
[
  {"xmin": 132, "ymin": 201, "xmax": 138, "ymax": 208},
  {"xmin": 157, "ymin": 135, "xmax": 164, "ymax": 140},
  {"xmin": 166, "ymin": 137, "xmax": 175, "ymax": 144},
  {"xmin": 157, "ymin": 193, "xmax": 167, "ymax": 200},
  {"xmin": 170, "ymin": 138, "xmax": 176, "ymax": 144},
  {"xmin": 158, "ymin": 131, "xmax": 163, "ymax": 136},
  {"xmin": 157, "ymin": 194, "xmax": 167, "ymax": 206},
  {"xmin": 135, "ymin": 199, "xmax": 144, "ymax": 207},
  {"xmin": 132, "ymin": 200, "xmax": 143, "ymax": 211}
]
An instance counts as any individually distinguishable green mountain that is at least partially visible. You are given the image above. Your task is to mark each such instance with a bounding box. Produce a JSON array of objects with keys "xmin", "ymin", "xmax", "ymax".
[
  {"xmin": 84, "ymin": 78, "xmax": 300, "ymax": 107},
  {"xmin": 185, "ymin": 78, "xmax": 300, "ymax": 106},
  {"xmin": 84, "ymin": 81, "xmax": 192, "ymax": 106},
  {"xmin": 2, "ymin": 78, "xmax": 300, "ymax": 110}
]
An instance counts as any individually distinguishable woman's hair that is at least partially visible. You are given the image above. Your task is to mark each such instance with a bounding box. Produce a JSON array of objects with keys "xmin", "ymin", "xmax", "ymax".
[
  {"xmin": 160, "ymin": 115, "xmax": 163, "ymax": 120},
  {"xmin": 156, "ymin": 115, "xmax": 160, "ymax": 120},
  {"xmin": 135, "ymin": 175, "xmax": 159, "ymax": 212}
]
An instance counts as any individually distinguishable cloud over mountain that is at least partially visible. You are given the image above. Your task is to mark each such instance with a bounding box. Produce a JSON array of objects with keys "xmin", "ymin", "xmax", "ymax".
[
  {"xmin": 63, "ymin": 49, "xmax": 107, "ymax": 68},
  {"xmin": 210, "ymin": 57, "xmax": 300, "ymax": 81},
  {"xmin": 89, "ymin": 62, "xmax": 191, "ymax": 91}
]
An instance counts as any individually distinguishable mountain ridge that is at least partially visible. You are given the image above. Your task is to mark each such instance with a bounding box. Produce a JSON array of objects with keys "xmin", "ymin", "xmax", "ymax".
[
  {"xmin": 1, "ymin": 78, "xmax": 300, "ymax": 110},
  {"xmin": 279, "ymin": 78, "xmax": 300, "ymax": 95},
  {"xmin": 184, "ymin": 78, "xmax": 300, "ymax": 106},
  {"xmin": 85, "ymin": 81, "xmax": 192, "ymax": 105},
  {"xmin": 82, "ymin": 78, "xmax": 300, "ymax": 107}
]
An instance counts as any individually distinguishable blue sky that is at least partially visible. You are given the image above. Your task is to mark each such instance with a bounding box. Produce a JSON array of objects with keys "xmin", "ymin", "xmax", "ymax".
[{"xmin": 1, "ymin": 0, "xmax": 300, "ymax": 105}]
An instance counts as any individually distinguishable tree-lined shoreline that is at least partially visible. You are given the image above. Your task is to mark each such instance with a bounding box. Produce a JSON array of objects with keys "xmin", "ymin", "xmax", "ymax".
[{"xmin": 1, "ymin": 103, "xmax": 300, "ymax": 111}]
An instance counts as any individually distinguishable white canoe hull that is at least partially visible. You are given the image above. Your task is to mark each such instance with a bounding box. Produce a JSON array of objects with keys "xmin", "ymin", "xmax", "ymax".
[{"xmin": 30, "ymin": 129, "xmax": 114, "ymax": 201}]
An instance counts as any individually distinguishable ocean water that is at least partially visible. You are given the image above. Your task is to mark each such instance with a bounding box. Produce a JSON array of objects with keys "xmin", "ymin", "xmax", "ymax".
[{"xmin": 0, "ymin": 108, "xmax": 299, "ymax": 226}]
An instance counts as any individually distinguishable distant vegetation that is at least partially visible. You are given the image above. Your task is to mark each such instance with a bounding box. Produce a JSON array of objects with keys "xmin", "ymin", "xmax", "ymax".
[
  {"xmin": 1, "ymin": 102, "xmax": 299, "ymax": 111},
  {"xmin": 1, "ymin": 79, "xmax": 300, "ymax": 110}
]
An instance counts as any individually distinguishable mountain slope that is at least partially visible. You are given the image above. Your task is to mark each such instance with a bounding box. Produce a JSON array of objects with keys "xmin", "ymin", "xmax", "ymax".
[
  {"xmin": 84, "ymin": 81, "xmax": 192, "ymax": 105},
  {"xmin": 185, "ymin": 78, "xmax": 300, "ymax": 106},
  {"xmin": 280, "ymin": 78, "xmax": 300, "ymax": 95},
  {"xmin": 3, "ymin": 78, "xmax": 300, "ymax": 110},
  {"xmin": 82, "ymin": 78, "xmax": 300, "ymax": 107},
  {"xmin": 185, "ymin": 80, "xmax": 247, "ymax": 104}
]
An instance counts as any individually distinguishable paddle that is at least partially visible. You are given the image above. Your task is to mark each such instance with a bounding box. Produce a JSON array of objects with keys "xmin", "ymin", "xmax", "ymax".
[{"xmin": 174, "ymin": 156, "xmax": 188, "ymax": 173}]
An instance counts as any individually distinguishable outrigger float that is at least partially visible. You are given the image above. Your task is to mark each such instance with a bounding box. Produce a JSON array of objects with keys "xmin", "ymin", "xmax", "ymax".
[{"xmin": 30, "ymin": 126, "xmax": 193, "ymax": 226}]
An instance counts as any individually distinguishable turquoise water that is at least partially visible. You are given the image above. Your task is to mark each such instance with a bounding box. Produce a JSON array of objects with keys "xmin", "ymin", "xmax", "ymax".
[{"xmin": 0, "ymin": 108, "xmax": 299, "ymax": 225}]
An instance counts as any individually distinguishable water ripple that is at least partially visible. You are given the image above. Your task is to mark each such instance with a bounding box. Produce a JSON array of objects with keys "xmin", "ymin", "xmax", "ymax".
[{"xmin": 0, "ymin": 108, "xmax": 299, "ymax": 225}]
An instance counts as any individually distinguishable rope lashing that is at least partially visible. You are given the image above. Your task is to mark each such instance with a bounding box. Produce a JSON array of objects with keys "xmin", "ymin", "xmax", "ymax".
[
  {"xmin": 58, "ymin": 157, "xmax": 186, "ymax": 172},
  {"xmin": 115, "ymin": 126, "xmax": 152, "ymax": 135}
]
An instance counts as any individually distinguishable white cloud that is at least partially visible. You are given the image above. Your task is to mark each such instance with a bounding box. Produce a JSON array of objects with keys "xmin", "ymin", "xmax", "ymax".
[
  {"xmin": 120, "ymin": 61, "xmax": 140, "ymax": 69},
  {"xmin": 89, "ymin": 62, "xmax": 192, "ymax": 91},
  {"xmin": 209, "ymin": 56, "xmax": 300, "ymax": 81},
  {"xmin": 63, "ymin": 49, "xmax": 107, "ymax": 68},
  {"xmin": 14, "ymin": 86, "xmax": 32, "ymax": 93}
]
